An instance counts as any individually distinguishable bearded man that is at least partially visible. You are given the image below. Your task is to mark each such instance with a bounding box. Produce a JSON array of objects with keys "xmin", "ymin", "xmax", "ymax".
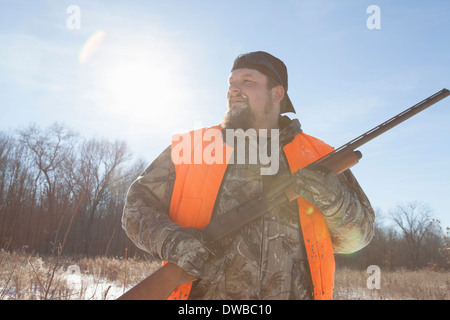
[{"xmin": 122, "ymin": 51, "xmax": 375, "ymax": 300}]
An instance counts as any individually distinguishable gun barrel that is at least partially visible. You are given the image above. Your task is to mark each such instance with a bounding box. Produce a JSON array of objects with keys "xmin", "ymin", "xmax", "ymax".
[{"xmin": 314, "ymin": 88, "xmax": 450, "ymax": 166}]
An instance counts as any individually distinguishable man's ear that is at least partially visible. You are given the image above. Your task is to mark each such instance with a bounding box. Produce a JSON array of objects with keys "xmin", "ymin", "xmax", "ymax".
[{"xmin": 272, "ymin": 85, "xmax": 285, "ymax": 103}]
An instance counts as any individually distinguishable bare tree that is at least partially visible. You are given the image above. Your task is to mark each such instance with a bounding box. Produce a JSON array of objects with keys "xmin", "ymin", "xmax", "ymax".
[
  {"xmin": 1, "ymin": 123, "xmax": 163, "ymax": 258},
  {"xmin": 17, "ymin": 123, "xmax": 79, "ymax": 253},
  {"xmin": 0, "ymin": 132, "xmax": 38, "ymax": 249},
  {"xmin": 75, "ymin": 138, "xmax": 131, "ymax": 255},
  {"xmin": 389, "ymin": 201, "xmax": 434, "ymax": 268}
]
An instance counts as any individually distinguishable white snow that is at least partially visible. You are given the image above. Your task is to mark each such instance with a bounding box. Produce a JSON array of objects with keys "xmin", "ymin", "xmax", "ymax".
[
  {"xmin": 62, "ymin": 265, "xmax": 125, "ymax": 300},
  {"xmin": 0, "ymin": 263, "xmax": 127, "ymax": 300}
]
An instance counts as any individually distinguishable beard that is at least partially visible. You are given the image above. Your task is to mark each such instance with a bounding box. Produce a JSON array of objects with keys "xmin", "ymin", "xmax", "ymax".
[
  {"xmin": 221, "ymin": 94, "xmax": 273, "ymax": 131},
  {"xmin": 221, "ymin": 102, "xmax": 254, "ymax": 131}
]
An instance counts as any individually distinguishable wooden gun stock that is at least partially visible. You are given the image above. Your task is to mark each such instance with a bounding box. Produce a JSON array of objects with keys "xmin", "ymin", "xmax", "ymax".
[
  {"xmin": 319, "ymin": 149, "xmax": 362, "ymax": 175},
  {"xmin": 118, "ymin": 89, "xmax": 449, "ymax": 300},
  {"xmin": 117, "ymin": 262, "xmax": 196, "ymax": 300}
]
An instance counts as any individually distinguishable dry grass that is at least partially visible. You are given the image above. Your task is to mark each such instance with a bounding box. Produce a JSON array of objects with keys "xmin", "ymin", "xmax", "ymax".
[
  {"xmin": 0, "ymin": 249, "xmax": 160, "ymax": 300},
  {"xmin": 1, "ymin": 250, "xmax": 448, "ymax": 300},
  {"xmin": 334, "ymin": 267, "xmax": 450, "ymax": 300}
]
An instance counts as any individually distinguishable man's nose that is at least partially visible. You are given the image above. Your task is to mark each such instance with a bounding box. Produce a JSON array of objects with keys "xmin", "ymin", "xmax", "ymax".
[{"xmin": 228, "ymin": 82, "xmax": 241, "ymax": 96}]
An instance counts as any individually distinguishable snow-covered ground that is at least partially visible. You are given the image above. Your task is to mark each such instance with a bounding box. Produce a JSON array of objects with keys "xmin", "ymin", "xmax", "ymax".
[
  {"xmin": 2, "ymin": 257, "xmax": 448, "ymax": 300},
  {"xmin": 0, "ymin": 264, "xmax": 127, "ymax": 300},
  {"xmin": 63, "ymin": 265, "xmax": 125, "ymax": 300}
]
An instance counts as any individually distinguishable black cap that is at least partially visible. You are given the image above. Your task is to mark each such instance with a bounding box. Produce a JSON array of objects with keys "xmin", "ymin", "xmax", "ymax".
[{"xmin": 231, "ymin": 51, "xmax": 295, "ymax": 114}]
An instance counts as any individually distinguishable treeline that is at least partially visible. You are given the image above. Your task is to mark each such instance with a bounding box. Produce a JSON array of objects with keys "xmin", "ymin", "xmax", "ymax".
[
  {"xmin": 1, "ymin": 123, "xmax": 449, "ymax": 270},
  {"xmin": 0, "ymin": 122, "xmax": 147, "ymax": 257},
  {"xmin": 336, "ymin": 203, "xmax": 449, "ymax": 270}
]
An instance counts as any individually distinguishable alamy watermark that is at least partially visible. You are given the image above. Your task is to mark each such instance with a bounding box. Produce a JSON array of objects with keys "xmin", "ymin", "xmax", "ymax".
[
  {"xmin": 366, "ymin": 265, "xmax": 381, "ymax": 289},
  {"xmin": 366, "ymin": 5, "xmax": 381, "ymax": 30},
  {"xmin": 171, "ymin": 125, "xmax": 280, "ymax": 176},
  {"xmin": 66, "ymin": 5, "xmax": 81, "ymax": 30}
]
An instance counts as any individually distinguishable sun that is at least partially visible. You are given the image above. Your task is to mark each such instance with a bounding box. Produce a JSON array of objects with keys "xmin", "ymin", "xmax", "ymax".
[{"xmin": 79, "ymin": 31, "xmax": 193, "ymax": 130}]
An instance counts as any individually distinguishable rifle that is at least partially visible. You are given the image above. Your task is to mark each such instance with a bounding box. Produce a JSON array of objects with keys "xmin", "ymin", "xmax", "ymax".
[{"xmin": 117, "ymin": 88, "xmax": 450, "ymax": 300}]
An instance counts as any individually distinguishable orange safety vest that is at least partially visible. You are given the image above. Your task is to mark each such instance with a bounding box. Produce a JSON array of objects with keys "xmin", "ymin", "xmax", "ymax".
[{"xmin": 166, "ymin": 125, "xmax": 335, "ymax": 300}]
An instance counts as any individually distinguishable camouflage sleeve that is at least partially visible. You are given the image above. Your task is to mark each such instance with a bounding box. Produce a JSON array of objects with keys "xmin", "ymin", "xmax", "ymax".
[
  {"xmin": 324, "ymin": 169, "xmax": 375, "ymax": 254},
  {"xmin": 121, "ymin": 146, "xmax": 182, "ymax": 260}
]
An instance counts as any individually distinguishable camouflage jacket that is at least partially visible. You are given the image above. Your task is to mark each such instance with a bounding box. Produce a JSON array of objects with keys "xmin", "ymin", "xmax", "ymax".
[{"xmin": 122, "ymin": 118, "xmax": 375, "ymax": 299}]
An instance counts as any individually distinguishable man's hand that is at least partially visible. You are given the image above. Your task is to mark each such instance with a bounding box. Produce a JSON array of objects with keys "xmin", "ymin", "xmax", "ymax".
[
  {"xmin": 295, "ymin": 165, "xmax": 344, "ymax": 216},
  {"xmin": 161, "ymin": 227, "xmax": 212, "ymax": 278}
]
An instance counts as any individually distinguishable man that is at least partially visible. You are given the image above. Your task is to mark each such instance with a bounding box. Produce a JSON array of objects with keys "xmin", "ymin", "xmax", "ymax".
[{"xmin": 122, "ymin": 51, "xmax": 374, "ymax": 300}]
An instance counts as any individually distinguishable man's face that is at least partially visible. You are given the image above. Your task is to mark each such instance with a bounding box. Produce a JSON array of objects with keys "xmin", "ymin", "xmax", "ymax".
[{"xmin": 223, "ymin": 68, "xmax": 280, "ymax": 131}]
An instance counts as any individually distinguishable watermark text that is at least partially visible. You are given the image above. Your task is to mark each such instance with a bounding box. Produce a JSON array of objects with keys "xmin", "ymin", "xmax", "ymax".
[{"xmin": 171, "ymin": 127, "xmax": 280, "ymax": 175}]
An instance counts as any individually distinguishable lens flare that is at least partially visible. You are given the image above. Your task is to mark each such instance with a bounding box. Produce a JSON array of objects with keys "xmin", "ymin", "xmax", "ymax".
[{"xmin": 79, "ymin": 30, "xmax": 105, "ymax": 64}]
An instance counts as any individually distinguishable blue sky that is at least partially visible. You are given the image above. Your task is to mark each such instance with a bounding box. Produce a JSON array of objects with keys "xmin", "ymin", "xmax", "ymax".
[{"xmin": 0, "ymin": 0, "xmax": 449, "ymax": 229}]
